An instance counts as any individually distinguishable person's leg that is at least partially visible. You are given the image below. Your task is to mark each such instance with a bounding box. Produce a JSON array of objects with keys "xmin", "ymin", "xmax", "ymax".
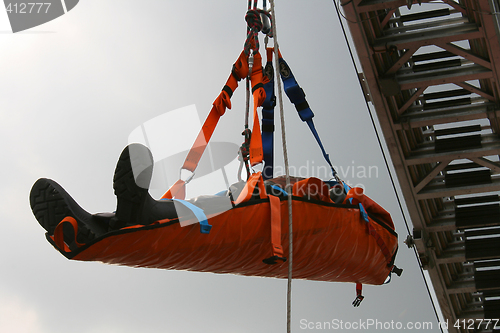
[
  {"xmin": 110, "ymin": 143, "xmax": 179, "ymax": 229},
  {"xmin": 29, "ymin": 144, "xmax": 179, "ymax": 248}
]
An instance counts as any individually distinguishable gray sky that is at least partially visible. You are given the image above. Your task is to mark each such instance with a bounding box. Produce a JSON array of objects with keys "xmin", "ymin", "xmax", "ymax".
[{"xmin": 1, "ymin": 1, "xmax": 444, "ymax": 332}]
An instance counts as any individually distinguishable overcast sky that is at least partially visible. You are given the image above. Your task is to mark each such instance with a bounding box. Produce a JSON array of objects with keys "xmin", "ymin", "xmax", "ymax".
[{"xmin": 1, "ymin": 1, "xmax": 444, "ymax": 332}]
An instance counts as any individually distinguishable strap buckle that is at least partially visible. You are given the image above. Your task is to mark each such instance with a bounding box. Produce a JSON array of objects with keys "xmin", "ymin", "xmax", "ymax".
[
  {"xmin": 263, "ymin": 255, "xmax": 287, "ymax": 265},
  {"xmin": 352, "ymin": 283, "xmax": 364, "ymax": 307}
]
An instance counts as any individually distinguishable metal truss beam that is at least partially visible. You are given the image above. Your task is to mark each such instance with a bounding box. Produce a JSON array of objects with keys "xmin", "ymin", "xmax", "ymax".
[{"xmin": 339, "ymin": 0, "xmax": 500, "ymax": 330}]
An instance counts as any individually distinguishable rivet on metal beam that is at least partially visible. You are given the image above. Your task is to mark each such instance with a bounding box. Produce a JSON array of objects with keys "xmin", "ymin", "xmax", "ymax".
[{"xmin": 357, "ymin": 72, "xmax": 372, "ymax": 103}]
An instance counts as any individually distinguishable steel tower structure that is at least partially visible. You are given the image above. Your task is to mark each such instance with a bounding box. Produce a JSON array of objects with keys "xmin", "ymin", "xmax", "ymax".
[{"xmin": 340, "ymin": 0, "xmax": 500, "ymax": 331}]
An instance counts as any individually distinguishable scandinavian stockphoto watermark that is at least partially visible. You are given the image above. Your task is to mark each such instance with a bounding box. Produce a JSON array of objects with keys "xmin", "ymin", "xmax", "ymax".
[
  {"xmin": 127, "ymin": 105, "xmax": 381, "ymax": 225},
  {"xmin": 299, "ymin": 318, "xmax": 499, "ymax": 331},
  {"xmin": 272, "ymin": 160, "xmax": 379, "ymax": 184},
  {"xmin": 300, "ymin": 318, "xmax": 434, "ymax": 330},
  {"xmin": 3, "ymin": 0, "xmax": 79, "ymax": 32}
]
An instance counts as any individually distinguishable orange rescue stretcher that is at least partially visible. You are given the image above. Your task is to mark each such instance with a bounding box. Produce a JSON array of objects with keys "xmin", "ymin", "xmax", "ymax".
[{"xmin": 30, "ymin": 40, "xmax": 401, "ymax": 306}]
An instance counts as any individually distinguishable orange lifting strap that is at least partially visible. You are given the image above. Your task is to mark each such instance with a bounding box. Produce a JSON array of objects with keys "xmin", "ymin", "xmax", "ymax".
[
  {"xmin": 249, "ymin": 51, "xmax": 266, "ymax": 166},
  {"xmin": 162, "ymin": 45, "xmax": 265, "ymax": 200}
]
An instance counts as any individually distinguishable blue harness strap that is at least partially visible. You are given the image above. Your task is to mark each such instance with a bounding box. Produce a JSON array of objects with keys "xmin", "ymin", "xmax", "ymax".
[
  {"xmin": 358, "ymin": 203, "xmax": 369, "ymax": 223},
  {"xmin": 278, "ymin": 56, "xmax": 337, "ymax": 179},
  {"xmin": 270, "ymin": 184, "xmax": 288, "ymax": 196},
  {"xmin": 261, "ymin": 52, "xmax": 276, "ymax": 180},
  {"xmin": 167, "ymin": 199, "xmax": 212, "ymax": 234}
]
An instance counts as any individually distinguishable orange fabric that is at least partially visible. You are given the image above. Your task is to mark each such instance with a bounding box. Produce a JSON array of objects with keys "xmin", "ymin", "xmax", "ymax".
[
  {"xmin": 293, "ymin": 177, "xmax": 332, "ymax": 203},
  {"xmin": 343, "ymin": 187, "xmax": 394, "ymax": 229},
  {"xmin": 250, "ymin": 101, "xmax": 263, "ymax": 166},
  {"xmin": 161, "ymin": 179, "xmax": 186, "ymax": 200},
  {"xmin": 268, "ymin": 195, "xmax": 284, "ymax": 259},
  {"xmin": 233, "ymin": 50, "xmax": 249, "ymax": 81},
  {"xmin": 64, "ymin": 194, "xmax": 397, "ymax": 285},
  {"xmin": 368, "ymin": 222, "xmax": 393, "ymax": 266},
  {"xmin": 213, "ymin": 91, "xmax": 231, "ymax": 117},
  {"xmin": 181, "ymin": 106, "xmax": 221, "ymax": 173},
  {"xmin": 266, "ymin": 47, "xmax": 274, "ymax": 62},
  {"xmin": 234, "ymin": 172, "xmax": 267, "ymax": 205},
  {"xmin": 249, "ymin": 51, "xmax": 264, "ymax": 166},
  {"xmin": 343, "ymin": 187, "xmax": 395, "ymax": 265},
  {"xmin": 250, "ymin": 51, "xmax": 266, "ymax": 107},
  {"xmin": 52, "ymin": 216, "xmax": 84, "ymax": 253},
  {"xmin": 277, "ymin": 48, "xmax": 283, "ymax": 60}
]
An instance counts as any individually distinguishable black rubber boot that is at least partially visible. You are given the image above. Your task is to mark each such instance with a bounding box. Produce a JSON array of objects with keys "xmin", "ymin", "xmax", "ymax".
[
  {"xmin": 29, "ymin": 144, "xmax": 180, "ymax": 247},
  {"xmin": 29, "ymin": 178, "xmax": 108, "ymax": 248},
  {"xmin": 110, "ymin": 143, "xmax": 179, "ymax": 229}
]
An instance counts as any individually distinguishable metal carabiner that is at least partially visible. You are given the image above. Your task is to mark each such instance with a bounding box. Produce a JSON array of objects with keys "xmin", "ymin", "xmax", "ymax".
[
  {"xmin": 248, "ymin": 52, "xmax": 255, "ymax": 77},
  {"xmin": 260, "ymin": 11, "xmax": 271, "ymax": 35},
  {"xmin": 179, "ymin": 168, "xmax": 195, "ymax": 184}
]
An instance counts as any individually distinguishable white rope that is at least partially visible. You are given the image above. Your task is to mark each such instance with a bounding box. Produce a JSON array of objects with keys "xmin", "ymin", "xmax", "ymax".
[{"xmin": 269, "ymin": 1, "xmax": 293, "ymax": 332}]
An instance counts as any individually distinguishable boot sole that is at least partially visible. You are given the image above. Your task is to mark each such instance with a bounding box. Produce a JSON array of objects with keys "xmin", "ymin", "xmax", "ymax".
[{"xmin": 30, "ymin": 178, "xmax": 106, "ymax": 239}]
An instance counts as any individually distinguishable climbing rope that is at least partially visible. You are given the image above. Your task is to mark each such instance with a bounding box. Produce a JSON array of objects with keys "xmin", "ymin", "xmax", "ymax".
[
  {"xmin": 244, "ymin": 1, "xmax": 273, "ymax": 56},
  {"xmin": 269, "ymin": 1, "xmax": 293, "ymax": 333},
  {"xmin": 332, "ymin": 1, "xmax": 443, "ymax": 331},
  {"xmin": 245, "ymin": 10, "xmax": 263, "ymax": 55}
]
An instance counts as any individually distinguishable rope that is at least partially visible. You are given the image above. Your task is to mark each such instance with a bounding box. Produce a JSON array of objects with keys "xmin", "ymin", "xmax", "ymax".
[
  {"xmin": 245, "ymin": 10, "xmax": 262, "ymax": 54},
  {"xmin": 244, "ymin": 2, "xmax": 273, "ymax": 56},
  {"xmin": 269, "ymin": 1, "xmax": 293, "ymax": 333},
  {"xmin": 243, "ymin": 1, "xmax": 254, "ymax": 181},
  {"xmin": 332, "ymin": 1, "xmax": 443, "ymax": 331}
]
